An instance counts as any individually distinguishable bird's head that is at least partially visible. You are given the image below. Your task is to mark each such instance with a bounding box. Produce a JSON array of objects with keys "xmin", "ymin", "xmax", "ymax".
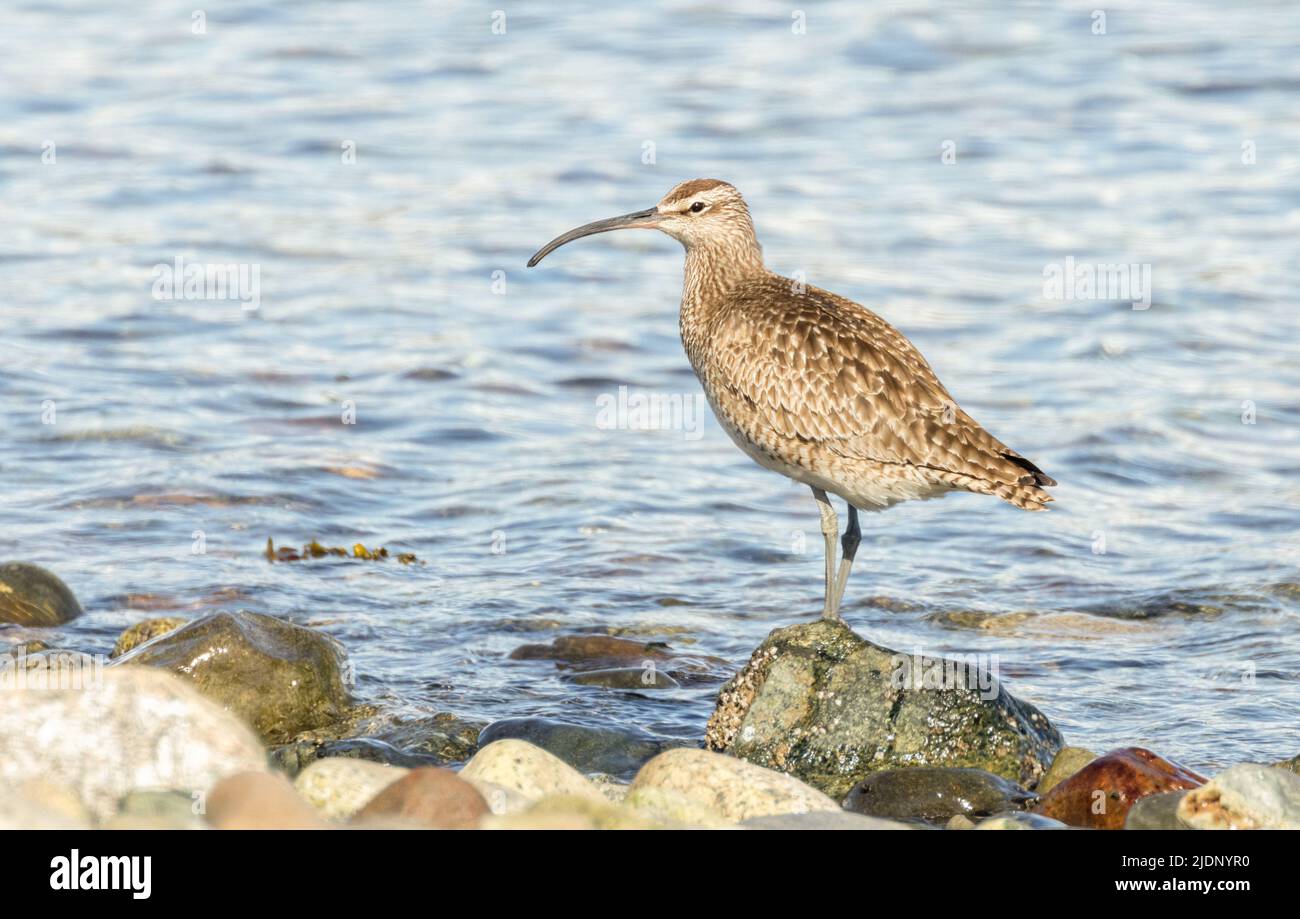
[{"xmin": 526, "ymin": 178, "xmax": 758, "ymax": 267}]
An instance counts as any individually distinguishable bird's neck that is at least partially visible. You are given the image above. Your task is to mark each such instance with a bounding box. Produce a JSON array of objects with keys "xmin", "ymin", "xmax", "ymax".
[{"xmin": 679, "ymin": 234, "xmax": 766, "ymax": 337}]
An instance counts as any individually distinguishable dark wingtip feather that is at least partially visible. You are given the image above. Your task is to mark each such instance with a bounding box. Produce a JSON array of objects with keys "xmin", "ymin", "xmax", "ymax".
[{"xmin": 1002, "ymin": 452, "xmax": 1057, "ymax": 488}]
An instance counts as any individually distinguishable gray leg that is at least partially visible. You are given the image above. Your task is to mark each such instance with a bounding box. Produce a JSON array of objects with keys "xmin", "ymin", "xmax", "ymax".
[
  {"xmin": 832, "ymin": 504, "xmax": 860, "ymax": 614},
  {"xmin": 811, "ymin": 487, "xmax": 839, "ymax": 620}
]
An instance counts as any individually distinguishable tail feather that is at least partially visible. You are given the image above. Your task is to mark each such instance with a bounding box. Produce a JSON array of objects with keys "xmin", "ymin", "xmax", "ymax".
[
  {"xmin": 928, "ymin": 464, "xmax": 1056, "ymax": 511},
  {"xmin": 1001, "ymin": 451, "xmax": 1057, "ymax": 488}
]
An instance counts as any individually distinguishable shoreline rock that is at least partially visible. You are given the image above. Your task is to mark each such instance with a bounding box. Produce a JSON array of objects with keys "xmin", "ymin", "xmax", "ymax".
[
  {"xmin": 509, "ymin": 633, "xmax": 728, "ymax": 685},
  {"xmin": 1037, "ymin": 746, "xmax": 1098, "ymax": 794},
  {"xmin": 1178, "ymin": 764, "xmax": 1300, "ymax": 829},
  {"xmin": 842, "ymin": 766, "xmax": 1036, "ymax": 824},
  {"xmin": 477, "ymin": 717, "xmax": 682, "ymax": 779},
  {"xmin": 1124, "ymin": 791, "xmax": 1191, "ymax": 830},
  {"xmin": 459, "ymin": 739, "xmax": 607, "ymax": 803},
  {"xmin": 112, "ymin": 610, "xmax": 353, "ymax": 744},
  {"xmin": 0, "ymin": 667, "xmax": 267, "ymax": 824},
  {"xmin": 293, "ymin": 758, "xmax": 409, "ymax": 821},
  {"xmin": 207, "ymin": 772, "xmax": 330, "ymax": 830},
  {"xmin": 111, "ymin": 617, "xmax": 186, "ymax": 658},
  {"xmin": 705, "ymin": 619, "xmax": 1062, "ymax": 798},
  {"xmin": 0, "ymin": 563, "xmax": 82, "ymax": 627},
  {"xmin": 1033, "ymin": 747, "xmax": 1204, "ymax": 830},
  {"xmin": 630, "ymin": 747, "xmax": 840, "ymax": 821},
  {"xmin": 353, "ymin": 767, "xmax": 489, "ymax": 829}
]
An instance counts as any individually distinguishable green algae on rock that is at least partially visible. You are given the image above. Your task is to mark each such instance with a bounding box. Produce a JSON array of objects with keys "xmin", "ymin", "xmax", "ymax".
[
  {"xmin": 0, "ymin": 563, "xmax": 83, "ymax": 627},
  {"xmin": 1037, "ymin": 745, "xmax": 1098, "ymax": 794},
  {"xmin": 704, "ymin": 618, "xmax": 1061, "ymax": 799},
  {"xmin": 112, "ymin": 610, "xmax": 353, "ymax": 745},
  {"xmin": 110, "ymin": 617, "xmax": 187, "ymax": 658}
]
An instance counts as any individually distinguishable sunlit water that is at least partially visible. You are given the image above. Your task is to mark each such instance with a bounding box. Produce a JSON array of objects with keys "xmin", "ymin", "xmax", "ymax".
[{"xmin": 2, "ymin": 1, "xmax": 1298, "ymax": 773}]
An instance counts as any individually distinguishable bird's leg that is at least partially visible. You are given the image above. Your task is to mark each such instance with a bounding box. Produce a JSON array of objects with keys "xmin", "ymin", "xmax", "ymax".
[
  {"xmin": 832, "ymin": 504, "xmax": 861, "ymax": 614},
  {"xmin": 811, "ymin": 487, "xmax": 840, "ymax": 620}
]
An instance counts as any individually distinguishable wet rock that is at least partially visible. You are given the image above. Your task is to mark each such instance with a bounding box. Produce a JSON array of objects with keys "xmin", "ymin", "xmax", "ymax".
[
  {"xmin": 510, "ymin": 634, "xmax": 674, "ymax": 668},
  {"xmin": 0, "ymin": 667, "xmax": 266, "ymax": 823},
  {"xmin": 1273, "ymin": 754, "xmax": 1300, "ymax": 775},
  {"xmin": 293, "ymin": 758, "xmax": 409, "ymax": 821},
  {"xmin": 510, "ymin": 633, "xmax": 726, "ymax": 685},
  {"xmin": 623, "ymin": 786, "xmax": 733, "ymax": 828},
  {"xmin": 354, "ymin": 712, "xmax": 484, "ymax": 765},
  {"xmin": 270, "ymin": 737, "xmax": 437, "ymax": 776},
  {"xmin": 1038, "ymin": 746, "xmax": 1098, "ymax": 794},
  {"xmin": 207, "ymin": 771, "xmax": 330, "ymax": 829},
  {"xmin": 459, "ymin": 739, "xmax": 606, "ymax": 803},
  {"xmin": 0, "ymin": 563, "xmax": 82, "ymax": 626},
  {"xmin": 741, "ymin": 811, "xmax": 913, "ymax": 830},
  {"xmin": 477, "ymin": 717, "xmax": 680, "ymax": 778},
  {"xmin": 1178, "ymin": 764, "xmax": 1300, "ymax": 830},
  {"xmin": 114, "ymin": 610, "xmax": 352, "ymax": 744},
  {"xmin": 1125, "ymin": 791, "xmax": 1191, "ymax": 830},
  {"xmin": 267, "ymin": 708, "xmax": 483, "ymax": 775},
  {"xmin": 110, "ymin": 617, "xmax": 186, "ymax": 658},
  {"xmin": 974, "ymin": 811, "xmax": 1071, "ymax": 830},
  {"xmin": 946, "ymin": 814, "xmax": 977, "ymax": 830},
  {"xmin": 1033, "ymin": 747, "xmax": 1205, "ymax": 830},
  {"xmin": 630, "ymin": 748, "xmax": 839, "ymax": 821},
  {"xmin": 353, "ymin": 767, "xmax": 489, "ymax": 829},
  {"xmin": 842, "ymin": 767, "xmax": 1035, "ymax": 824},
  {"xmin": 565, "ymin": 667, "xmax": 680, "ymax": 689},
  {"xmin": 705, "ymin": 619, "xmax": 1061, "ymax": 798}
]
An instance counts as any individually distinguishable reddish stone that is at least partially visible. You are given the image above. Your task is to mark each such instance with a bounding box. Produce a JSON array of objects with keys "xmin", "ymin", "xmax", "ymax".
[
  {"xmin": 1032, "ymin": 747, "xmax": 1205, "ymax": 829},
  {"xmin": 352, "ymin": 767, "xmax": 489, "ymax": 829},
  {"xmin": 207, "ymin": 772, "xmax": 331, "ymax": 830}
]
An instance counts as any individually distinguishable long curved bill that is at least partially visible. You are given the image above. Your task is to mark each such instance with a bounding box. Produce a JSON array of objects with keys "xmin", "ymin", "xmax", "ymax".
[{"xmin": 526, "ymin": 207, "xmax": 661, "ymax": 267}]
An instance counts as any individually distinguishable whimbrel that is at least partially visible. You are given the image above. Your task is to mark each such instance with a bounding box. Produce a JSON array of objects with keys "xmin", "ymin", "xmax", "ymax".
[{"xmin": 527, "ymin": 179, "xmax": 1055, "ymax": 619}]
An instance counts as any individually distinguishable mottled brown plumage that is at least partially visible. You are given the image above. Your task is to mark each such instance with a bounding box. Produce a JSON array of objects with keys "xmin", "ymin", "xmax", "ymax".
[
  {"xmin": 685, "ymin": 275, "xmax": 1055, "ymax": 512},
  {"xmin": 528, "ymin": 178, "xmax": 1055, "ymax": 619}
]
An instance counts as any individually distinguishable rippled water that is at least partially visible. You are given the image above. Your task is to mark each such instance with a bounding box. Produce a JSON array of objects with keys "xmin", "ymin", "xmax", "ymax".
[{"xmin": 3, "ymin": 1, "xmax": 1298, "ymax": 772}]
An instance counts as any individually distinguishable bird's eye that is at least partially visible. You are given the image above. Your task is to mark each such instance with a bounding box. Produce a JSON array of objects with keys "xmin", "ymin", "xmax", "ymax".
[{"xmin": 689, "ymin": 201, "xmax": 705, "ymax": 213}]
